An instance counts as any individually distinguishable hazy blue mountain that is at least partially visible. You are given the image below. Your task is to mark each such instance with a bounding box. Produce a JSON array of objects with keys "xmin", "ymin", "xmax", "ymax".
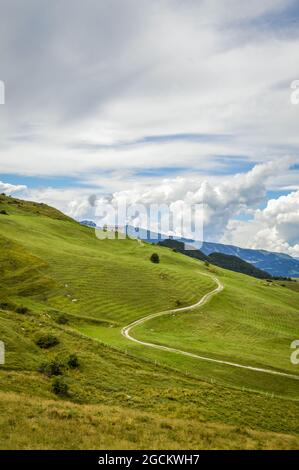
[
  {"xmin": 199, "ymin": 242, "xmax": 299, "ymax": 278},
  {"xmin": 80, "ymin": 220, "xmax": 97, "ymax": 228},
  {"xmin": 158, "ymin": 239, "xmax": 271, "ymax": 279},
  {"xmin": 207, "ymin": 252, "xmax": 271, "ymax": 279}
]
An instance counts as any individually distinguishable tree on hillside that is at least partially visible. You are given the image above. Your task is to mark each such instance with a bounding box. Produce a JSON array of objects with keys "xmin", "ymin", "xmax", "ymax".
[{"xmin": 150, "ymin": 253, "xmax": 160, "ymax": 264}]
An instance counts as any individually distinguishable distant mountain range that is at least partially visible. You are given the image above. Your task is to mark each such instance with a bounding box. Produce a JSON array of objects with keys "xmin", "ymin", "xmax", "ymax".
[
  {"xmin": 158, "ymin": 238, "xmax": 271, "ymax": 279},
  {"xmin": 196, "ymin": 241, "xmax": 299, "ymax": 278},
  {"xmin": 80, "ymin": 221, "xmax": 299, "ymax": 278},
  {"xmin": 80, "ymin": 220, "xmax": 97, "ymax": 228}
]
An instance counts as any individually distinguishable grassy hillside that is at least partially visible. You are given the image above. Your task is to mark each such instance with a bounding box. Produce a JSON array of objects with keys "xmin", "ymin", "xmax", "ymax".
[
  {"xmin": 0, "ymin": 194, "xmax": 299, "ymax": 449},
  {"xmin": 133, "ymin": 267, "xmax": 299, "ymax": 373},
  {"xmin": 0, "ymin": 195, "xmax": 215, "ymax": 324}
]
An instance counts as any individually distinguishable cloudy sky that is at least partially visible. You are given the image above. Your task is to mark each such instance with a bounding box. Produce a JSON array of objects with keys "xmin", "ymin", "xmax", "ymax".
[{"xmin": 0, "ymin": 0, "xmax": 299, "ymax": 255}]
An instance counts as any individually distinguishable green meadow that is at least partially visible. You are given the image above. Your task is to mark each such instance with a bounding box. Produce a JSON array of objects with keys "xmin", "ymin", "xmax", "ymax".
[{"xmin": 0, "ymin": 194, "xmax": 299, "ymax": 449}]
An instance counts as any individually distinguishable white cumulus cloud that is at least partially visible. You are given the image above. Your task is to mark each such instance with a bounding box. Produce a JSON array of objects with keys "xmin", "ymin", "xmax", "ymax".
[
  {"xmin": 0, "ymin": 181, "xmax": 27, "ymax": 194},
  {"xmin": 223, "ymin": 190, "xmax": 299, "ymax": 257},
  {"xmin": 63, "ymin": 159, "xmax": 295, "ymax": 244}
]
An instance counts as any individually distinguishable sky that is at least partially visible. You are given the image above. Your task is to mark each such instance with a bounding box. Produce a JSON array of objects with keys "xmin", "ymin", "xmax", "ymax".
[{"xmin": 0, "ymin": 0, "xmax": 299, "ymax": 256}]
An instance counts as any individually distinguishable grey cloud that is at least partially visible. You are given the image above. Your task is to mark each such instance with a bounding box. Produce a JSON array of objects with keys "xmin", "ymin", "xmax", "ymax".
[
  {"xmin": 0, "ymin": 0, "xmax": 155, "ymax": 128},
  {"xmin": 0, "ymin": 0, "xmax": 299, "ymax": 224}
]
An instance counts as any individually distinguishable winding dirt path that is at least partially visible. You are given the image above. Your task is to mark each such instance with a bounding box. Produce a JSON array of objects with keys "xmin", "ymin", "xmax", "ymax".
[{"xmin": 121, "ymin": 272, "xmax": 299, "ymax": 381}]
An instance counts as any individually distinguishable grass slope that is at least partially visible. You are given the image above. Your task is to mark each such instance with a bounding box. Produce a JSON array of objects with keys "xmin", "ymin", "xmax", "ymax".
[
  {"xmin": 133, "ymin": 268, "xmax": 299, "ymax": 374},
  {"xmin": 0, "ymin": 194, "xmax": 299, "ymax": 449}
]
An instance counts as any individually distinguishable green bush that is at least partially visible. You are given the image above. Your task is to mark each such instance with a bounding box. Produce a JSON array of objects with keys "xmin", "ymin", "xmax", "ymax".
[
  {"xmin": 35, "ymin": 334, "xmax": 59, "ymax": 349},
  {"xmin": 0, "ymin": 301, "xmax": 16, "ymax": 311},
  {"xmin": 150, "ymin": 253, "xmax": 160, "ymax": 264},
  {"xmin": 15, "ymin": 306, "xmax": 29, "ymax": 314},
  {"xmin": 67, "ymin": 353, "xmax": 79, "ymax": 368},
  {"xmin": 56, "ymin": 314, "xmax": 69, "ymax": 325},
  {"xmin": 0, "ymin": 209, "xmax": 7, "ymax": 215},
  {"xmin": 51, "ymin": 377, "xmax": 68, "ymax": 396},
  {"xmin": 38, "ymin": 360, "xmax": 63, "ymax": 377}
]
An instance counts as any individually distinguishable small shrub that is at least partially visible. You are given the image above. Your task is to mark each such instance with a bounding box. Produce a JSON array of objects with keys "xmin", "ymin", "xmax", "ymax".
[
  {"xmin": 150, "ymin": 253, "xmax": 160, "ymax": 264},
  {"xmin": 0, "ymin": 301, "xmax": 16, "ymax": 311},
  {"xmin": 204, "ymin": 261, "xmax": 210, "ymax": 267},
  {"xmin": 160, "ymin": 421, "xmax": 173, "ymax": 430},
  {"xmin": 56, "ymin": 314, "xmax": 69, "ymax": 325},
  {"xmin": 175, "ymin": 300, "xmax": 182, "ymax": 307},
  {"xmin": 51, "ymin": 377, "xmax": 68, "ymax": 396},
  {"xmin": 38, "ymin": 360, "xmax": 63, "ymax": 377},
  {"xmin": 67, "ymin": 353, "xmax": 79, "ymax": 369},
  {"xmin": 35, "ymin": 334, "xmax": 59, "ymax": 349},
  {"xmin": 0, "ymin": 209, "xmax": 7, "ymax": 215},
  {"xmin": 15, "ymin": 306, "xmax": 29, "ymax": 314}
]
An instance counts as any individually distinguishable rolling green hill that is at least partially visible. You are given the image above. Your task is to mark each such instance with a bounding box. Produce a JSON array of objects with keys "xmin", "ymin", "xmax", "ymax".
[{"xmin": 0, "ymin": 194, "xmax": 299, "ymax": 449}]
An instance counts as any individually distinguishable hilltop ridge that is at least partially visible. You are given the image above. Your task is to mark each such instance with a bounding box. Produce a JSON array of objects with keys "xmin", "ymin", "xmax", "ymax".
[{"xmin": 0, "ymin": 193, "xmax": 74, "ymax": 222}]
